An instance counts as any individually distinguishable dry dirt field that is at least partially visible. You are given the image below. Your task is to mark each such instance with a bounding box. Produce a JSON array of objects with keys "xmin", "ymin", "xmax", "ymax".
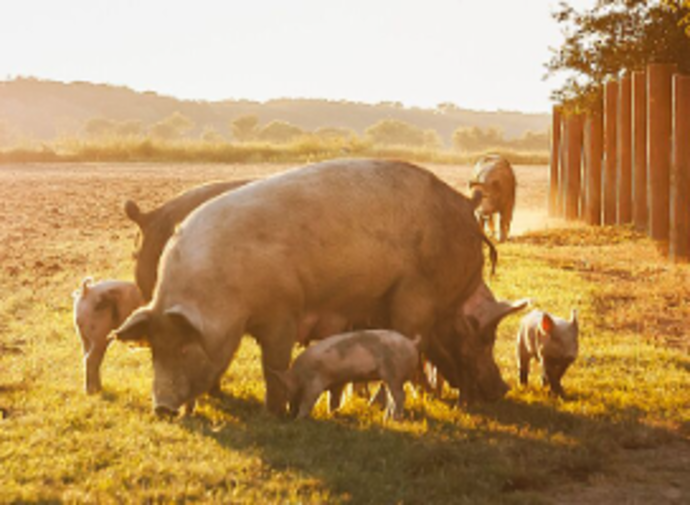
[
  {"xmin": 1, "ymin": 161, "xmax": 688, "ymax": 504},
  {"xmin": 0, "ymin": 161, "xmax": 550, "ymax": 296}
]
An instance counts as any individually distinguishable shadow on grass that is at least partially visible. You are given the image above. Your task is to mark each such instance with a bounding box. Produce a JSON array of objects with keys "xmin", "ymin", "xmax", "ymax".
[{"xmin": 168, "ymin": 387, "xmax": 683, "ymax": 504}]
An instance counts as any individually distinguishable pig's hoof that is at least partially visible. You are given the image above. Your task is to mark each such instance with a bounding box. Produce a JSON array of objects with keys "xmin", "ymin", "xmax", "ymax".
[
  {"xmin": 207, "ymin": 382, "xmax": 223, "ymax": 398},
  {"xmin": 182, "ymin": 401, "xmax": 196, "ymax": 416}
]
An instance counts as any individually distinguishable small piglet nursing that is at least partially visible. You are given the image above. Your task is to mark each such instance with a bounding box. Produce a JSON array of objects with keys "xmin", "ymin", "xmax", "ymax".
[
  {"xmin": 72, "ymin": 278, "xmax": 143, "ymax": 394},
  {"xmin": 274, "ymin": 330, "xmax": 421, "ymax": 420},
  {"xmin": 516, "ymin": 309, "xmax": 579, "ymax": 397}
]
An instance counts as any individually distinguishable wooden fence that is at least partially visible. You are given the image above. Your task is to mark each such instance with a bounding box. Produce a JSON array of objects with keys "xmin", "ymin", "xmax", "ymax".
[{"xmin": 550, "ymin": 63, "xmax": 690, "ymax": 262}]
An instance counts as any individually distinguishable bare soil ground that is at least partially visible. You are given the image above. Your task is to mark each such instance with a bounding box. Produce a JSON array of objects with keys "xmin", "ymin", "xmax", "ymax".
[
  {"xmin": 0, "ymin": 161, "xmax": 687, "ymax": 504},
  {"xmin": 0, "ymin": 161, "xmax": 551, "ymax": 294}
]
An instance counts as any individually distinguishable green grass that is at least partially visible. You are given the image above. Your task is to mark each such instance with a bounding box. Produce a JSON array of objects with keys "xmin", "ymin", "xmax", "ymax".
[{"xmin": 1, "ymin": 222, "xmax": 688, "ymax": 503}]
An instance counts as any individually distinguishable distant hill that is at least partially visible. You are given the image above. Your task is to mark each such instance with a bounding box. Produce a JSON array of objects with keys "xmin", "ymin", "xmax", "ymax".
[{"xmin": 0, "ymin": 77, "xmax": 550, "ymax": 145}]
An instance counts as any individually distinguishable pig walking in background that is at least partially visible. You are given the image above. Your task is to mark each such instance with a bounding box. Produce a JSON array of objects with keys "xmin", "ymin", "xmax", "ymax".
[
  {"xmin": 468, "ymin": 154, "xmax": 517, "ymax": 242},
  {"xmin": 124, "ymin": 180, "xmax": 251, "ymax": 301},
  {"xmin": 516, "ymin": 309, "xmax": 579, "ymax": 398},
  {"xmin": 272, "ymin": 330, "xmax": 422, "ymax": 420},
  {"xmin": 72, "ymin": 278, "xmax": 143, "ymax": 394}
]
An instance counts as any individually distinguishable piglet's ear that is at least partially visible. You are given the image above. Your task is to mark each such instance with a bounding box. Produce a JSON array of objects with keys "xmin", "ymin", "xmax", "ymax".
[
  {"xmin": 570, "ymin": 309, "xmax": 579, "ymax": 329},
  {"xmin": 115, "ymin": 307, "xmax": 152, "ymax": 345},
  {"xmin": 540, "ymin": 313, "xmax": 555, "ymax": 333}
]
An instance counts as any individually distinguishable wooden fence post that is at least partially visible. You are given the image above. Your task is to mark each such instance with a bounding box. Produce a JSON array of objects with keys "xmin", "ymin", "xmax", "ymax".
[
  {"xmin": 580, "ymin": 114, "xmax": 589, "ymax": 217},
  {"xmin": 564, "ymin": 113, "xmax": 584, "ymax": 220},
  {"xmin": 632, "ymin": 71, "xmax": 648, "ymax": 231},
  {"xmin": 671, "ymin": 74, "xmax": 690, "ymax": 262},
  {"xmin": 559, "ymin": 114, "xmax": 569, "ymax": 217},
  {"xmin": 603, "ymin": 80, "xmax": 618, "ymax": 224},
  {"xmin": 648, "ymin": 63, "xmax": 677, "ymax": 247},
  {"xmin": 617, "ymin": 74, "xmax": 633, "ymax": 223},
  {"xmin": 585, "ymin": 96, "xmax": 603, "ymax": 225},
  {"xmin": 550, "ymin": 106, "xmax": 562, "ymax": 217}
]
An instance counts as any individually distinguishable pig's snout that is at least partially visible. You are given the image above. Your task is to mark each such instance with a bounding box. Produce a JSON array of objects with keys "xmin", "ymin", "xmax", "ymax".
[
  {"xmin": 154, "ymin": 404, "xmax": 179, "ymax": 419},
  {"xmin": 484, "ymin": 378, "xmax": 510, "ymax": 402}
]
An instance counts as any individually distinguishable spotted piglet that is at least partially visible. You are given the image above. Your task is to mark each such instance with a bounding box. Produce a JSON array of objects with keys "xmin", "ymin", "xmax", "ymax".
[
  {"xmin": 72, "ymin": 277, "xmax": 144, "ymax": 394},
  {"xmin": 272, "ymin": 330, "xmax": 422, "ymax": 420},
  {"xmin": 517, "ymin": 309, "xmax": 579, "ymax": 398}
]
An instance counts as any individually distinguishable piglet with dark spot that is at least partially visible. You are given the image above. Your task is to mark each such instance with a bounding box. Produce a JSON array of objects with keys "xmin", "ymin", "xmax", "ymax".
[{"xmin": 272, "ymin": 330, "xmax": 422, "ymax": 420}]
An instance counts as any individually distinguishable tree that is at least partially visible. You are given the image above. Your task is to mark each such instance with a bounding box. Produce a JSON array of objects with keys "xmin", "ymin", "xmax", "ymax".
[
  {"xmin": 231, "ymin": 115, "xmax": 259, "ymax": 142},
  {"xmin": 452, "ymin": 126, "xmax": 505, "ymax": 152},
  {"xmin": 200, "ymin": 126, "xmax": 224, "ymax": 143},
  {"xmin": 314, "ymin": 127, "xmax": 357, "ymax": 141},
  {"xmin": 423, "ymin": 129, "xmax": 443, "ymax": 149},
  {"xmin": 83, "ymin": 118, "xmax": 142, "ymax": 138},
  {"xmin": 663, "ymin": 0, "xmax": 690, "ymax": 35},
  {"xmin": 149, "ymin": 122, "xmax": 176, "ymax": 140},
  {"xmin": 84, "ymin": 118, "xmax": 115, "ymax": 137},
  {"xmin": 436, "ymin": 102, "xmax": 460, "ymax": 114},
  {"xmin": 364, "ymin": 119, "xmax": 432, "ymax": 147},
  {"xmin": 546, "ymin": 0, "xmax": 690, "ymax": 108},
  {"xmin": 116, "ymin": 120, "xmax": 143, "ymax": 137},
  {"xmin": 513, "ymin": 130, "xmax": 549, "ymax": 151},
  {"xmin": 257, "ymin": 121, "xmax": 304, "ymax": 143},
  {"xmin": 149, "ymin": 112, "xmax": 195, "ymax": 140}
]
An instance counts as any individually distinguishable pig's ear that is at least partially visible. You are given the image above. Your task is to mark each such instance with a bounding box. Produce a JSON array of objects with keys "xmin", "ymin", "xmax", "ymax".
[
  {"xmin": 461, "ymin": 281, "xmax": 530, "ymax": 334},
  {"xmin": 490, "ymin": 298, "xmax": 531, "ymax": 327},
  {"xmin": 115, "ymin": 307, "xmax": 152, "ymax": 346},
  {"xmin": 570, "ymin": 309, "xmax": 579, "ymax": 329},
  {"xmin": 540, "ymin": 313, "xmax": 555, "ymax": 334},
  {"xmin": 164, "ymin": 305, "xmax": 203, "ymax": 338}
]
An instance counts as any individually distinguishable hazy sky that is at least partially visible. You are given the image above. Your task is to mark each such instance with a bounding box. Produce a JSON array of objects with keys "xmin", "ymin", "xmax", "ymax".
[{"xmin": 0, "ymin": 0, "xmax": 594, "ymax": 113}]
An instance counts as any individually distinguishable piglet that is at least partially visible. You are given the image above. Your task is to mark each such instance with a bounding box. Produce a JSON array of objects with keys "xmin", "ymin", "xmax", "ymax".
[
  {"xmin": 272, "ymin": 329, "xmax": 422, "ymax": 420},
  {"xmin": 517, "ymin": 309, "xmax": 579, "ymax": 398},
  {"xmin": 72, "ymin": 277, "xmax": 143, "ymax": 394}
]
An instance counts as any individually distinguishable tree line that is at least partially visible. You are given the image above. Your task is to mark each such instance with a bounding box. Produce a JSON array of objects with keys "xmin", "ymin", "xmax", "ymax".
[{"xmin": 82, "ymin": 113, "xmax": 548, "ymax": 153}]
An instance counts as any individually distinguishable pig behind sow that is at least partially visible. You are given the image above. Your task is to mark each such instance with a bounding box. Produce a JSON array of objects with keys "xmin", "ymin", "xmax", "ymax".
[{"xmin": 124, "ymin": 180, "xmax": 251, "ymax": 301}]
